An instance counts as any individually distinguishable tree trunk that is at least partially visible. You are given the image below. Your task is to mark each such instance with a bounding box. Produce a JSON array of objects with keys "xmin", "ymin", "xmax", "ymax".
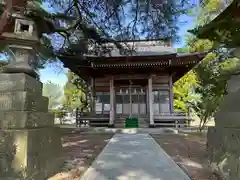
[
  {"xmin": 198, "ymin": 115, "xmax": 204, "ymax": 132},
  {"xmin": 59, "ymin": 117, "xmax": 63, "ymax": 125},
  {"xmin": 199, "ymin": 115, "xmax": 208, "ymax": 132},
  {"xmin": 199, "ymin": 120, "xmax": 203, "ymax": 132}
]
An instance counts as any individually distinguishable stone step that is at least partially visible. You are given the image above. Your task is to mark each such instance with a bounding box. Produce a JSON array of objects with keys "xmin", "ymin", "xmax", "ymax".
[{"xmin": 115, "ymin": 122, "xmax": 149, "ymax": 128}]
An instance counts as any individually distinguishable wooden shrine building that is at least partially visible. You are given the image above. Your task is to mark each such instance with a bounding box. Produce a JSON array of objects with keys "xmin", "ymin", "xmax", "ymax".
[{"xmin": 60, "ymin": 40, "xmax": 206, "ymax": 128}]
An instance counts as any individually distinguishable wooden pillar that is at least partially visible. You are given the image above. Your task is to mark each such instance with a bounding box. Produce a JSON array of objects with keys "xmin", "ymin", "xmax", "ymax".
[
  {"xmin": 169, "ymin": 75, "xmax": 174, "ymax": 113},
  {"xmin": 109, "ymin": 77, "xmax": 115, "ymax": 127},
  {"xmin": 129, "ymin": 80, "xmax": 132, "ymax": 118},
  {"xmin": 148, "ymin": 75, "xmax": 154, "ymax": 127},
  {"xmin": 146, "ymin": 85, "xmax": 149, "ymax": 114},
  {"xmin": 85, "ymin": 80, "xmax": 90, "ymax": 112},
  {"xmin": 86, "ymin": 92, "xmax": 90, "ymax": 112},
  {"xmin": 91, "ymin": 77, "xmax": 96, "ymax": 114}
]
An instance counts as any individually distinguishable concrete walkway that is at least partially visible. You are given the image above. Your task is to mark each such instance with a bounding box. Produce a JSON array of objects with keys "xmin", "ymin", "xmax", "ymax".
[{"xmin": 80, "ymin": 134, "xmax": 191, "ymax": 180}]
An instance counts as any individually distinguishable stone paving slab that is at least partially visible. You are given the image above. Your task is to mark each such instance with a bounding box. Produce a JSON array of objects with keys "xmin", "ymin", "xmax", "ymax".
[
  {"xmin": 80, "ymin": 134, "xmax": 191, "ymax": 180},
  {"xmin": 58, "ymin": 125, "xmax": 179, "ymax": 134}
]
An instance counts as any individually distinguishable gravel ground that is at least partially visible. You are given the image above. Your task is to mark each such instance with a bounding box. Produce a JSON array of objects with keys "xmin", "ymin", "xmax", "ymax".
[
  {"xmin": 49, "ymin": 130, "xmax": 221, "ymax": 180},
  {"xmin": 49, "ymin": 132, "xmax": 113, "ymax": 180},
  {"xmin": 152, "ymin": 133, "xmax": 222, "ymax": 180}
]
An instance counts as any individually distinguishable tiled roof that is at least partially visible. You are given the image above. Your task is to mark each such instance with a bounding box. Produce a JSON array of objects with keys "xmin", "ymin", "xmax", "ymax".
[{"xmin": 88, "ymin": 40, "xmax": 176, "ymax": 57}]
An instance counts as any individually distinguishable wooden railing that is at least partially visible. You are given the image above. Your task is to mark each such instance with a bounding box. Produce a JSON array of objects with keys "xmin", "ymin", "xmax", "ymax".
[
  {"xmin": 154, "ymin": 112, "xmax": 190, "ymax": 128},
  {"xmin": 76, "ymin": 108, "xmax": 109, "ymax": 127},
  {"xmin": 76, "ymin": 108, "xmax": 190, "ymax": 128}
]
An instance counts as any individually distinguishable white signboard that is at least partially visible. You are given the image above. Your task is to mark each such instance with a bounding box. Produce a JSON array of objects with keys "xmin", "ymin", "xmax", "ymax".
[
  {"xmin": 95, "ymin": 103, "xmax": 102, "ymax": 114},
  {"xmin": 116, "ymin": 104, "xmax": 122, "ymax": 114}
]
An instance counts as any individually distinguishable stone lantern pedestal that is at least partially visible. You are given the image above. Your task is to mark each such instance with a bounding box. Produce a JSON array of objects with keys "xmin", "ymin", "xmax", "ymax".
[{"xmin": 0, "ymin": 73, "xmax": 62, "ymax": 180}]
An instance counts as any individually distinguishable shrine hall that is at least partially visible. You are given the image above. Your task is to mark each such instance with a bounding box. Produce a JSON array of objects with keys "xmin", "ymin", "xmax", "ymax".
[{"xmin": 60, "ymin": 40, "xmax": 206, "ymax": 128}]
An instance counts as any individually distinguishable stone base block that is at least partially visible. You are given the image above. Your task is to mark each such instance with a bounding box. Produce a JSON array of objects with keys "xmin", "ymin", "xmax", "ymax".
[
  {"xmin": 0, "ymin": 127, "xmax": 62, "ymax": 180},
  {"xmin": 218, "ymin": 90, "xmax": 240, "ymax": 112},
  {"xmin": 0, "ymin": 73, "xmax": 42, "ymax": 94},
  {"xmin": 215, "ymin": 112, "xmax": 240, "ymax": 128},
  {"xmin": 207, "ymin": 127, "xmax": 240, "ymax": 180},
  {"xmin": 226, "ymin": 75, "xmax": 240, "ymax": 93},
  {"xmin": 0, "ymin": 111, "xmax": 54, "ymax": 129},
  {"xmin": 0, "ymin": 91, "xmax": 48, "ymax": 112}
]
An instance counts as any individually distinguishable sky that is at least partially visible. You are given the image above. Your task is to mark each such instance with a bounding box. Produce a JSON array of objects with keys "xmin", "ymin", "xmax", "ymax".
[
  {"xmin": 39, "ymin": 62, "xmax": 68, "ymax": 86},
  {"xmin": 39, "ymin": 7, "xmax": 197, "ymax": 87}
]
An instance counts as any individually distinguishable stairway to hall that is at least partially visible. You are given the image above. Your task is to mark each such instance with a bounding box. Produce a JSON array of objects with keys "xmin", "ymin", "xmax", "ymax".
[{"xmin": 115, "ymin": 116, "xmax": 149, "ymax": 128}]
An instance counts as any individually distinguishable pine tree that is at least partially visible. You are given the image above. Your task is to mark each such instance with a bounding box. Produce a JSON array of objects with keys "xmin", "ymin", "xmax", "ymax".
[{"xmin": 0, "ymin": 0, "xmax": 196, "ymax": 59}]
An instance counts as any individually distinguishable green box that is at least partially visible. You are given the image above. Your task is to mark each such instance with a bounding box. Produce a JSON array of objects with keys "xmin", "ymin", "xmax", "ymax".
[{"xmin": 125, "ymin": 117, "xmax": 139, "ymax": 128}]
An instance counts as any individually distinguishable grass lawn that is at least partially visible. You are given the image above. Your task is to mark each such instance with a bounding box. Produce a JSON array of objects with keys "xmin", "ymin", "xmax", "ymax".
[{"xmin": 152, "ymin": 133, "xmax": 221, "ymax": 180}]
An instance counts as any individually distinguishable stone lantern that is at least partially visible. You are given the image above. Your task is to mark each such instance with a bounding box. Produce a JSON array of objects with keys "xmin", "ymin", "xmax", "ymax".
[
  {"xmin": 1, "ymin": 10, "xmax": 41, "ymax": 78},
  {"xmin": 0, "ymin": 3, "xmax": 62, "ymax": 180}
]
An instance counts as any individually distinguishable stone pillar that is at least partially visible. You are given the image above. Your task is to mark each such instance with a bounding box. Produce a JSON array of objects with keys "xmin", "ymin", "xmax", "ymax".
[
  {"xmin": 207, "ymin": 74, "xmax": 240, "ymax": 180},
  {"xmin": 148, "ymin": 75, "xmax": 154, "ymax": 127},
  {"xmin": 109, "ymin": 77, "xmax": 115, "ymax": 127},
  {"xmin": 169, "ymin": 74, "xmax": 174, "ymax": 113},
  {"xmin": 0, "ymin": 49, "xmax": 62, "ymax": 179}
]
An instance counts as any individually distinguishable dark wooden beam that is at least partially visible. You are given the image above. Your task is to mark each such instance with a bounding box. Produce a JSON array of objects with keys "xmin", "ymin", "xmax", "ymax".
[{"xmin": 59, "ymin": 52, "xmax": 206, "ymax": 82}]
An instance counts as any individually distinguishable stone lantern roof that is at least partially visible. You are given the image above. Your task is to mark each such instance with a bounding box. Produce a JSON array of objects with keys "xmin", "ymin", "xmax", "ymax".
[{"xmin": 0, "ymin": 0, "xmax": 55, "ymax": 37}]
